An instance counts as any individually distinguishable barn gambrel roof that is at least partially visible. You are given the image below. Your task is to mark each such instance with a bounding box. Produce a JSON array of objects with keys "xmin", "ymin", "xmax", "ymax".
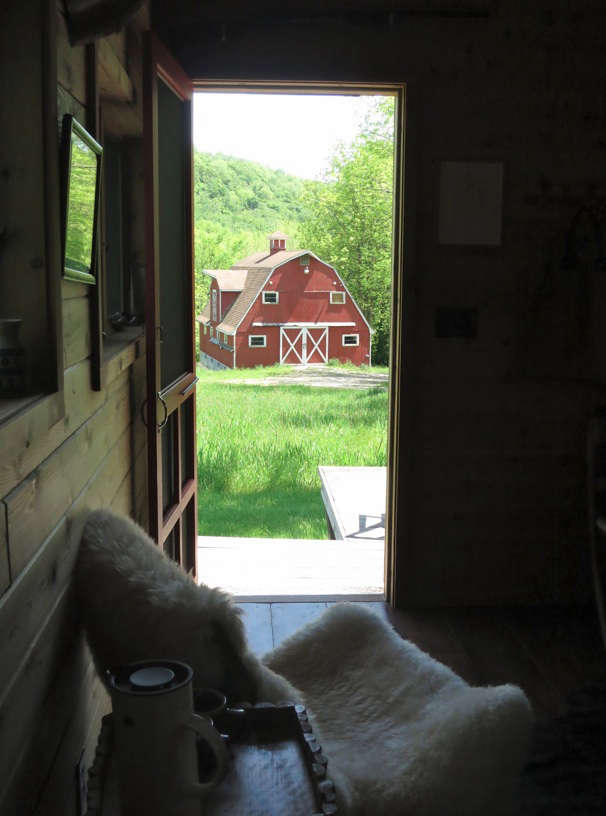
[{"xmin": 203, "ymin": 249, "xmax": 371, "ymax": 336}]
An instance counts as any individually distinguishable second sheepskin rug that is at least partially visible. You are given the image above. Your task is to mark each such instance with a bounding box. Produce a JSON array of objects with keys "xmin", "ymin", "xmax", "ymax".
[
  {"xmin": 265, "ymin": 603, "xmax": 534, "ymax": 816},
  {"xmin": 76, "ymin": 509, "xmax": 297, "ymax": 704}
]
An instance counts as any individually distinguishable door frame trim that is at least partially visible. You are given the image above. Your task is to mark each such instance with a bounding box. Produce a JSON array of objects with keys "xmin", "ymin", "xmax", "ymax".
[{"xmin": 192, "ymin": 80, "xmax": 413, "ymax": 608}]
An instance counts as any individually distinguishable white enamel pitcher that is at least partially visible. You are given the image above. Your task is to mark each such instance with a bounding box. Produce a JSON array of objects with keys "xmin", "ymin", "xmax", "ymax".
[{"xmin": 107, "ymin": 659, "xmax": 228, "ymax": 816}]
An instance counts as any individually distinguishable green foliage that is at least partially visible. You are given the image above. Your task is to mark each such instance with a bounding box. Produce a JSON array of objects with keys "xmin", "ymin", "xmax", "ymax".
[
  {"xmin": 195, "ymin": 152, "xmax": 309, "ymax": 232},
  {"xmin": 196, "ymin": 364, "xmax": 388, "ymax": 537},
  {"xmin": 298, "ymin": 98, "xmax": 395, "ymax": 365},
  {"xmin": 65, "ymin": 142, "xmax": 98, "ymax": 273},
  {"xmin": 194, "ymin": 151, "xmax": 305, "ymax": 315}
]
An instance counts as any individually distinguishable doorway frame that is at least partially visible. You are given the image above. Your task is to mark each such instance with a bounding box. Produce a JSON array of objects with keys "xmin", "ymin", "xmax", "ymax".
[{"xmin": 192, "ymin": 80, "xmax": 413, "ymax": 607}]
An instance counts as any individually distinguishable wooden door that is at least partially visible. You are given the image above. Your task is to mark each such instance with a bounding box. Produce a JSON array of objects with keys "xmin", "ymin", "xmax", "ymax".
[
  {"xmin": 280, "ymin": 327, "xmax": 327, "ymax": 364},
  {"xmin": 305, "ymin": 327, "xmax": 328, "ymax": 364},
  {"xmin": 280, "ymin": 327, "xmax": 304, "ymax": 364},
  {"xmin": 143, "ymin": 34, "xmax": 198, "ymax": 573}
]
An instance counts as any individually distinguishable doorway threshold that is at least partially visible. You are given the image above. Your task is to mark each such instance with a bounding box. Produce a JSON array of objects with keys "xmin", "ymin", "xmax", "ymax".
[
  {"xmin": 234, "ymin": 593, "xmax": 384, "ymax": 603},
  {"xmin": 197, "ymin": 535, "xmax": 384, "ymax": 597}
]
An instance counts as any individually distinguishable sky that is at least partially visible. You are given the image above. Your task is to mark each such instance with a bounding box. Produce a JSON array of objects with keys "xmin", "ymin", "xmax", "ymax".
[{"xmin": 193, "ymin": 93, "xmax": 382, "ymax": 180}]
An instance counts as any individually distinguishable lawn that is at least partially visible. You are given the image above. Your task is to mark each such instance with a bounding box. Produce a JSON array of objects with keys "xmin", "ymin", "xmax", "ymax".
[{"xmin": 196, "ymin": 363, "xmax": 389, "ymax": 538}]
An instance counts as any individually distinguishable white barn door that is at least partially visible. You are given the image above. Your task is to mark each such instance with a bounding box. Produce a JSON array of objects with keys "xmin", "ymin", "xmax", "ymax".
[{"xmin": 280, "ymin": 327, "xmax": 328, "ymax": 365}]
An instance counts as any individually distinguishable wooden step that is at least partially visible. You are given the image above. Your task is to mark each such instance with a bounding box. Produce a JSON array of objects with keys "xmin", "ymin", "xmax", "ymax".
[{"xmin": 197, "ymin": 536, "xmax": 384, "ymax": 598}]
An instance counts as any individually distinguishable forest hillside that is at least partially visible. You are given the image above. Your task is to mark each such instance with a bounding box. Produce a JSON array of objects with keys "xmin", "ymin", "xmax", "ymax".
[{"xmin": 194, "ymin": 151, "xmax": 314, "ymax": 316}]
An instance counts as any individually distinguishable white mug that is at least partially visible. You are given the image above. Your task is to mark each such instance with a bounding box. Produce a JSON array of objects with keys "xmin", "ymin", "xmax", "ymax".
[{"xmin": 107, "ymin": 659, "xmax": 228, "ymax": 816}]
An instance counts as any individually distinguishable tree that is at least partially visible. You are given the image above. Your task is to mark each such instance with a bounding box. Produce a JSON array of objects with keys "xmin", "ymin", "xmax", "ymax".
[{"xmin": 298, "ymin": 98, "xmax": 394, "ymax": 365}]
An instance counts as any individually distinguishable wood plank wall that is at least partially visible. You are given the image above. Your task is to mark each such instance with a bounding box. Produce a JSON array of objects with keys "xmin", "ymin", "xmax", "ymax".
[{"xmin": 0, "ymin": 4, "xmax": 148, "ymax": 814}]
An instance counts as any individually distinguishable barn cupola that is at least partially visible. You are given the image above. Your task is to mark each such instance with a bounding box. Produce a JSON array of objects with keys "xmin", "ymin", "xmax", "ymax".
[{"xmin": 269, "ymin": 231, "xmax": 288, "ymax": 254}]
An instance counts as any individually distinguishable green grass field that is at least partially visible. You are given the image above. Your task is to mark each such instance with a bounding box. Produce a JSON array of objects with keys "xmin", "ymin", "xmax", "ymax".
[{"xmin": 196, "ymin": 364, "xmax": 389, "ymax": 538}]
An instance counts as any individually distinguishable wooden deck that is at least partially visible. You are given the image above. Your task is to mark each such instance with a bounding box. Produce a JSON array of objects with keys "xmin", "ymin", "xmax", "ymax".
[
  {"xmin": 240, "ymin": 601, "xmax": 606, "ymax": 722},
  {"xmin": 318, "ymin": 466, "xmax": 386, "ymax": 540},
  {"xmin": 197, "ymin": 536, "xmax": 384, "ymax": 598}
]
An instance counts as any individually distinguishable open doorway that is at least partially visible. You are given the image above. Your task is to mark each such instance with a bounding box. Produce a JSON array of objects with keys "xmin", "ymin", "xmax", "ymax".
[{"xmin": 193, "ymin": 85, "xmax": 403, "ymax": 599}]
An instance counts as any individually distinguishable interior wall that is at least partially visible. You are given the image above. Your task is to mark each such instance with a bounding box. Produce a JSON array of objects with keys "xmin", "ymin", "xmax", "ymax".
[
  {"xmin": 0, "ymin": 2, "xmax": 148, "ymax": 813},
  {"xmin": 165, "ymin": 1, "xmax": 606, "ymax": 606}
]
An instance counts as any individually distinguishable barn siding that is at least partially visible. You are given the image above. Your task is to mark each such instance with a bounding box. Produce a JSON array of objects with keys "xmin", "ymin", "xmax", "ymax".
[
  {"xmin": 0, "ymin": 3, "xmax": 148, "ymax": 813},
  {"xmin": 225, "ymin": 255, "xmax": 371, "ymax": 367}
]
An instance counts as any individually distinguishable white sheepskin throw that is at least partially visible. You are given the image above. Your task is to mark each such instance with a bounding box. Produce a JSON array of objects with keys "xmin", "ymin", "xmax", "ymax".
[
  {"xmin": 265, "ymin": 604, "xmax": 533, "ymax": 816},
  {"xmin": 76, "ymin": 509, "xmax": 297, "ymax": 704}
]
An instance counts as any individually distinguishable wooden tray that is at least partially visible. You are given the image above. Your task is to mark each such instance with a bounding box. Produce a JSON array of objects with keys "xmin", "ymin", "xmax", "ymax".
[
  {"xmin": 87, "ymin": 702, "xmax": 338, "ymax": 816},
  {"xmin": 205, "ymin": 703, "xmax": 337, "ymax": 816}
]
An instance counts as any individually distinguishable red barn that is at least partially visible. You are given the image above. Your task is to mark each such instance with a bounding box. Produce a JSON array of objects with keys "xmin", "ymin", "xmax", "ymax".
[{"xmin": 198, "ymin": 233, "xmax": 372, "ymax": 369}]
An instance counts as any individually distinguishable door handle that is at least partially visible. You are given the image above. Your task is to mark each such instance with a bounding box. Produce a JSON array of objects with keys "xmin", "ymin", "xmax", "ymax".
[
  {"xmin": 157, "ymin": 393, "xmax": 168, "ymax": 429},
  {"xmin": 140, "ymin": 394, "xmax": 168, "ymax": 430},
  {"xmin": 180, "ymin": 376, "xmax": 199, "ymax": 397}
]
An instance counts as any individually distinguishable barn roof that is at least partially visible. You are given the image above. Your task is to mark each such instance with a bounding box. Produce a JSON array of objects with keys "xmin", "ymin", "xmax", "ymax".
[
  {"xmin": 232, "ymin": 249, "xmax": 308, "ymax": 269},
  {"xmin": 213, "ymin": 248, "xmax": 371, "ymax": 337},
  {"xmin": 204, "ymin": 268, "xmax": 248, "ymax": 291},
  {"xmin": 216, "ymin": 268, "xmax": 269, "ymax": 334}
]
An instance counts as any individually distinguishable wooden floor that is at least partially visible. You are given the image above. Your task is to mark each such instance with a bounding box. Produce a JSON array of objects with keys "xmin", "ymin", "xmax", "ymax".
[{"xmin": 240, "ymin": 601, "xmax": 606, "ymax": 722}]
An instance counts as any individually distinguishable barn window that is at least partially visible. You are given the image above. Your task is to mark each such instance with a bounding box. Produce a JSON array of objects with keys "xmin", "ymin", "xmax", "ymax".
[
  {"xmin": 210, "ymin": 327, "xmax": 214, "ymax": 338},
  {"xmin": 249, "ymin": 335, "xmax": 267, "ymax": 348},
  {"xmin": 330, "ymin": 291, "xmax": 346, "ymax": 305},
  {"xmin": 212, "ymin": 289, "xmax": 218, "ymax": 321},
  {"xmin": 342, "ymin": 334, "xmax": 359, "ymax": 346},
  {"xmin": 203, "ymin": 324, "xmax": 207, "ymax": 335},
  {"xmin": 262, "ymin": 291, "xmax": 279, "ymax": 304}
]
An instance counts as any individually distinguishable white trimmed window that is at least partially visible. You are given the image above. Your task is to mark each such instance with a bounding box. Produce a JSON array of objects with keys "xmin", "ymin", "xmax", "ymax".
[
  {"xmin": 262, "ymin": 291, "xmax": 279, "ymax": 304},
  {"xmin": 210, "ymin": 327, "xmax": 214, "ymax": 338},
  {"xmin": 203, "ymin": 324, "xmax": 207, "ymax": 335},
  {"xmin": 211, "ymin": 289, "xmax": 218, "ymax": 321},
  {"xmin": 342, "ymin": 334, "xmax": 359, "ymax": 346},
  {"xmin": 249, "ymin": 335, "xmax": 267, "ymax": 348},
  {"xmin": 330, "ymin": 291, "xmax": 346, "ymax": 305}
]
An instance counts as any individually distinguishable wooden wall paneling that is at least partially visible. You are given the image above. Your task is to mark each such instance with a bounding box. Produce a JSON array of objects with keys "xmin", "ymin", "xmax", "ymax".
[
  {"xmin": 57, "ymin": 83, "xmax": 87, "ymax": 126},
  {"xmin": 0, "ymin": 424, "xmax": 134, "ymax": 811},
  {"xmin": 0, "ymin": 0, "xmax": 57, "ymax": 394},
  {"xmin": 42, "ymin": 0, "xmax": 64, "ymax": 398},
  {"xmin": 2, "ymin": 635, "xmax": 95, "ymax": 816},
  {"xmin": 34, "ymin": 662, "xmax": 110, "ymax": 816},
  {"xmin": 110, "ymin": 467, "xmax": 133, "ymax": 517},
  {"xmin": 130, "ymin": 354, "xmax": 148, "ymax": 528},
  {"xmin": 133, "ymin": 444, "xmax": 149, "ymax": 529},
  {"xmin": 98, "ymin": 36, "xmax": 133, "ymax": 102},
  {"xmin": 0, "ymin": 415, "xmax": 135, "ymax": 698},
  {"xmin": 0, "ymin": 518, "xmax": 70, "ymax": 696},
  {"xmin": 62, "ymin": 279, "xmax": 89, "ymax": 301},
  {"xmin": 0, "ymin": 584, "xmax": 78, "ymax": 802},
  {"xmin": 0, "ymin": 351, "xmax": 133, "ymax": 500},
  {"xmin": 5, "ymin": 369, "xmax": 131, "ymax": 580},
  {"xmin": 0, "ymin": 505, "xmax": 8, "ymax": 597},
  {"xmin": 101, "ymin": 23, "xmax": 146, "ymax": 138},
  {"xmin": 56, "ymin": 4, "xmax": 87, "ymax": 107},
  {"xmin": 103, "ymin": 336, "xmax": 142, "ymax": 386},
  {"xmin": 63, "ymin": 296, "xmax": 92, "ymax": 369}
]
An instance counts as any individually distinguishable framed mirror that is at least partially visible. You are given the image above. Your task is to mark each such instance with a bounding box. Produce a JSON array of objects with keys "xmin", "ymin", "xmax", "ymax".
[{"xmin": 60, "ymin": 114, "xmax": 103, "ymax": 284}]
